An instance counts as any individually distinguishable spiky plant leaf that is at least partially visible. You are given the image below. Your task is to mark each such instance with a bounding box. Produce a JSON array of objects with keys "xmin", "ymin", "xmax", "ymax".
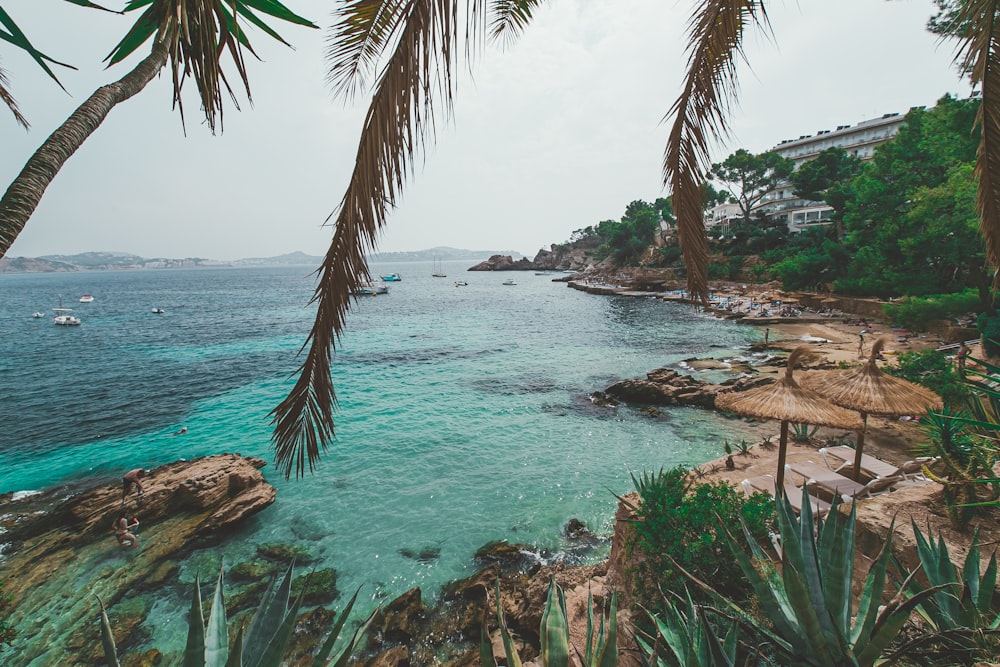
[
  {"xmin": 312, "ymin": 585, "xmax": 364, "ymax": 666},
  {"xmin": 495, "ymin": 580, "xmax": 522, "ymax": 667},
  {"xmin": 256, "ymin": 573, "xmax": 310, "ymax": 667},
  {"xmin": 184, "ymin": 575, "xmax": 206, "ymax": 667},
  {"xmin": 205, "ymin": 566, "xmax": 230, "ymax": 667},
  {"xmin": 243, "ymin": 562, "xmax": 293, "ymax": 665},
  {"xmin": 95, "ymin": 594, "xmax": 121, "ymax": 667},
  {"xmin": 539, "ymin": 577, "xmax": 570, "ymax": 667}
]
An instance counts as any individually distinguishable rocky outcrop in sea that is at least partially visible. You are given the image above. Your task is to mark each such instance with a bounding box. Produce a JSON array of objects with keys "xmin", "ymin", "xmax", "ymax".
[{"xmin": 1, "ymin": 454, "xmax": 277, "ymax": 665}]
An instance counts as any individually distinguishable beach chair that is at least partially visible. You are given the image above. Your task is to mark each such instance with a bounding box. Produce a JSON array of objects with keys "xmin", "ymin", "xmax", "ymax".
[
  {"xmin": 741, "ymin": 474, "xmax": 832, "ymax": 519},
  {"xmin": 785, "ymin": 461, "xmax": 896, "ymax": 502},
  {"xmin": 819, "ymin": 446, "xmax": 932, "ymax": 483}
]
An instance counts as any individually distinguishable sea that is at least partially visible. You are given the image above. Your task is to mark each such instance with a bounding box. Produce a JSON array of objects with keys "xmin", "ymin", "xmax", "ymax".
[{"xmin": 0, "ymin": 260, "xmax": 765, "ymax": 656}]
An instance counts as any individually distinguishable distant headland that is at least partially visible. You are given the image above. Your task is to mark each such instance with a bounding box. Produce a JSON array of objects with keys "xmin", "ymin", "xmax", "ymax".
[{"xmin": 0, "ymin": 247, "xmax": 526, "ymax": 274}]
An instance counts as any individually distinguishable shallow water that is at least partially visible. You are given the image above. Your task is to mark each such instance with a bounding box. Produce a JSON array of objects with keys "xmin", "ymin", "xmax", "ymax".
[{"xmin": 0, "ymin": 261, "xmax": 764, "ymax": 659}]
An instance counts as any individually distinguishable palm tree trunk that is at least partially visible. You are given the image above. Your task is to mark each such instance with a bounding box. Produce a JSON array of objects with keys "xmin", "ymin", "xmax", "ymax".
[{"xmin": 0, "ymin": 41, "xmax": 169, "ymax": 258}]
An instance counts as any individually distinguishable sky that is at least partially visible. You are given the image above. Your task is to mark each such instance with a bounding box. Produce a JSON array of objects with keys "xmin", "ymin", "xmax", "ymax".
[{"xmin": 0, "ymin": 0, "xmax": 970, "ymax": 261}]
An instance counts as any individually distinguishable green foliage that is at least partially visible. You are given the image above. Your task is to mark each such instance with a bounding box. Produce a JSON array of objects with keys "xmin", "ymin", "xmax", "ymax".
[
  {"xmin": 710, "ymin": 149, "xmax": 794, "ymax": 224},
  {"xmin": 700, "ymin": 493, "xmax": 938, "ymax": 667},
  {"xmin": 900, "ymin": 522, "xmax": 1000, "ymax": 661},
  {"xmin": 885, "ymin": 349, "xmax": 970, "ymax": 407},
  {"xmin": 483, "ymin": 578, "xmax": 618, "ymax": 667},
  {"xmin": 882, "ymin": 289, "xmax": 981, "ymax": 332},
  {"xmin": 101, "ymin": 564, "xmax": 372, "ymax": 667},
  {"xmin": 790, "ymin": 422, "xmax": 818, "ymax": 441},
  {"xmin": 918, "ymin": 409, "xmax": 1000, "ymax": 529},
  {"xmin": 790, "ymin": 147, "xmax": 862, "ymax": 204},
  {"xmin": 626, "ymin": 468, "xmax": 772, "ymax": 611},
  {"xmin": 978, "ymin": 312, "xmax": 1000, "ymax": 357},
  {"xmin": 638, "ymin": 589, "xmax": 738, "ymax": 667}
]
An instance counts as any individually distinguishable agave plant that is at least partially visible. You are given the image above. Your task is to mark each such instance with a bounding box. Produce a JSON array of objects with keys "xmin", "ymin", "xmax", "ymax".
[
  {"xmin": 100, "ymin": 563, "xmax": 374, "ymax": 666},
  {"xmin": 676, "ymin": 488, "xmax": 943, "ymax": 667},
  {"xmin": 481, "ymin": 577, "xmax": 618, "ymax": 667},
  {"xmin": 894, "ymin": 521, "xmax": 1000, "ymax": 661},
  {"xmin": 637, "ymin": 588, "xmax": 738, "ymax": 667}
]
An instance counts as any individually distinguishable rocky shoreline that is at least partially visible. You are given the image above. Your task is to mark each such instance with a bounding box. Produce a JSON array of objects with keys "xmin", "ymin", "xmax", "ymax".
[{"xmin": 1, "ymin": 278, "xmax": 984, "ymax": 666}]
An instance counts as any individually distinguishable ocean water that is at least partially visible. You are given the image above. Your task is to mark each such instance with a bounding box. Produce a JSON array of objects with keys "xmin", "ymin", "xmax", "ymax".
[{"xmin": 0, "ymin": 261, "xmax": 764, "ymax": 656}]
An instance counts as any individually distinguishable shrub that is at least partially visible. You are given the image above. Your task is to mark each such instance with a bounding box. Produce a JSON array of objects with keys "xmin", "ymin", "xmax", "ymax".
[
  {"xmin": 626, "ymin": 467, "xmax": 772, "ymax": 614},
  {"xmin": 884, "ymin": 349, "xmax": 969, "ymax": 407},
  {"xmin": 882, "ymin": 289, "xmax": 980, "ymax": 332}
]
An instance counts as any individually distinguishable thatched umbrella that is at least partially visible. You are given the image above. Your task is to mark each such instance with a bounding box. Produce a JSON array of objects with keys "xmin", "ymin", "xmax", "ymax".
[
  {"xmin": 800, "ymin": 336, "xmax": 943, "ymax": 480},
  {"xmin": 716, "ymin": 347, "xmax": 864, "ymax": 489}
]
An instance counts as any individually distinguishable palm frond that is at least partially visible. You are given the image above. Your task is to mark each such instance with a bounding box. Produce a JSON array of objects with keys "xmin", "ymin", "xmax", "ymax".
[
  {"xmin": 0, "ymin": 5, "xmax": 77, "ymax": 92},
  {"xmin": 271, "ymin": 0, "xmax": 468, "ymax": 478},
  {"xmin": 0, "ymin": 64, "xmax": 29, "ymax": 129},
  {"xmin": 107, "ymin": 0, "xmax": 317, "ymax": 133},
  {"xmin": 948, "ymin": 1, "xmax": 1000, "ymax": 285},
  {"xmin": 488, "ymin": 0, "xmax": 543, "ymax": 46},
  {"xmin": 663, "ymin": 0, "xmax": 769, "ymax": 303},
  {"xmin": 326, "ymin": 0, "xmax": 409, "ymax": 100}
]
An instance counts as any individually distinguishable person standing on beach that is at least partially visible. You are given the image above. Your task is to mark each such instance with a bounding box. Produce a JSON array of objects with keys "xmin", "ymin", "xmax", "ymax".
[
  {"xmin": 957, "ymin": 342, "xmax": 969, "ymax": 377},
  {"xmin": 857, "ymin": 331, "xmax": 866, "ymax": 358},
  {"xmin": 121, "ymin": 468, "xmax": 146, "ymax": 503}
]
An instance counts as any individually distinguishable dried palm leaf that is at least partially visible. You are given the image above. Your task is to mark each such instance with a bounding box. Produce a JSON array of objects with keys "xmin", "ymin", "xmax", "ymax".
[
  {"xmin": 663, "ymin": 0, "xmax": 770, "ymax": 304},
  {"xmin": 946, "ymin": 0, "xmax": 1000, "ymax": 285},
  {"xmin": 0, "ymin": 65, "xmax": 28, "ymax": 129},
  {"xmin": 272, "ymin": 0, "xmax": 541, "ymax": 478}
]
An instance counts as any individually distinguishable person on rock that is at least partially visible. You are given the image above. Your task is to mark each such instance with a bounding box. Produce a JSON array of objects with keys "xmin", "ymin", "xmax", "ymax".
[
  {"xmin": 113, "ymin": 515, "xmax": 139, "ymax": 548},
  {"xmin": 121, "ymin": 468, "xmax": 147, "ymax": 503}
]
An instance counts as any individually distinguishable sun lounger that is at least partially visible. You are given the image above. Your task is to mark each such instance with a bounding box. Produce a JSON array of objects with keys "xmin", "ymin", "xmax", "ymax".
[
  {"xmin": 742, "ymin": 474, "xmax": 832, "ymax": 518},
  {"xmin": 819, "ymin": 446, "xmax": 932, "ymax": 482},
  {"xmin": 784, "ymin": 461, "xmax": 895, "ymax": 501}
]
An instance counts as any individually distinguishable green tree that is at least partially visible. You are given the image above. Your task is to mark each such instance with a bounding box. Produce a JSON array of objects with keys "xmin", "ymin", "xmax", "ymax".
[
  {"xmin": 709, "ymin": 149, "xmax": 793, "ymax": 225},
  {"xmin": 663, "ymin": 2, "xmax": 1000, "ymax": 313}
]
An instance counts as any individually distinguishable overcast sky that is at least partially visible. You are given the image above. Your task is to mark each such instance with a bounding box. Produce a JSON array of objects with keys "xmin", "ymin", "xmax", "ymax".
[{"xmin": 1, "ymin": 0, "xmax": 969, "ymax": 261}]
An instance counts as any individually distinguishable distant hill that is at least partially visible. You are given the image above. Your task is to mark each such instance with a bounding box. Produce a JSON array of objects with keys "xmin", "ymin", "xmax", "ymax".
[{"xmin": 0, "ymin": 247, "xmax": 524, "ymax": 273}]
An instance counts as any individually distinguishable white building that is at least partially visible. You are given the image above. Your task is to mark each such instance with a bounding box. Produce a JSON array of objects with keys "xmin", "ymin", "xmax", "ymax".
[{"xmin": 706, "ymin": 110, "xmax": 912, "ymax": 233}]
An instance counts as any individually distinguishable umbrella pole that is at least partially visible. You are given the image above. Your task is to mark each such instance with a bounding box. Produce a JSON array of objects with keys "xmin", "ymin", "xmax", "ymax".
[
  {"xmin": 776, "ymin": 421, "xmax": 790, "ymax": 490},
  {"xmin": 852, "ymin": 412, "xmax": 869, "ymax": 481}
]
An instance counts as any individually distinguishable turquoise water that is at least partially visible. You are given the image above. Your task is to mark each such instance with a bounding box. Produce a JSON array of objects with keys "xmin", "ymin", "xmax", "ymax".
[{"xmin": 0, "ymin": 261, "xmax": 763, "ymax": 655}]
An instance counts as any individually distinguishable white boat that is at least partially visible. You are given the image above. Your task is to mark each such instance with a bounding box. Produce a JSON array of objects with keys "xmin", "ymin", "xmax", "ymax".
[
  {"xmin": 31, "ymin": 311, "xmax": 44, "ymax": 318},
  {"xmin": 152, "ymin": 308, "xmax": 165, "ymax": 314},
  {"xmin": 502, "ymin": 278, "xmax": 517, "ymax": 286},
  {"xmin": 454, "ymin": 280, "xmax": 468, "ymax": 287},
  {"xmin": 432, "ymin": 258, "xmax": 446, "ymax": 277},
  {"xmin": 352, "ymin": 282, "xmax": 389, "ymax": 297},
  {"xmin": 53, "ymin": 301, "xmax": 80, "ymax": 326},
  {"xmin": 79, "ymin": 294, "xmax": 94, "ymax": 303},
  {"xmin": 381, "ymin": 272, "xmax": 402, "ymax": 282}
]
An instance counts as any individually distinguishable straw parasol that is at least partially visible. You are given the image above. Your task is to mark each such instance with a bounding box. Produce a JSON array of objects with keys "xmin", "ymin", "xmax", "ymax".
[
  {"xmin": 716, "ymin": 347, "xmax": 864, "ymax": 489},
  {"xmin": 800, "ymin": 336, "xmax": 944, "ymax": 480}
]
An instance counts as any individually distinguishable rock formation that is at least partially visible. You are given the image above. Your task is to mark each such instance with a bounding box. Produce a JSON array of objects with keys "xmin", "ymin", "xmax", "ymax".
[
  {"xmin": 599, "ymin": 368, "xmax": 773, "ymax": 409},
  {"xmin": 1, "ymin": 454, "xmax": 276, "ymax": 666}
]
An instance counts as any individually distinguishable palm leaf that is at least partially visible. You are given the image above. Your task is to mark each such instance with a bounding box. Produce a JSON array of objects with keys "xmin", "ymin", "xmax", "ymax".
[
  {"xmin": 95, "ymin": 594, "xmax": 121, "ymax": 667},
  {"xmin": 946, "ymin": 0, "xmax": 1000, "ymax": 284},
  {"xmin": 327, "ymin": 0, "xmax": 409, "ymax": 99},
  {"xmin": 0, "ymin": 5, "xmax": 77, "ymax": 91},
  {"xmin": 0, "ymin": 64, "xmax": 28, "ymax": 128},
  {"xmin": 488, "ymin": 0, "xmax": 544, "ymax": 45},
  {"xmin": 271, "ymin": 0, "xmax": 467, "ymax": 478},
  {"xmin": 106, "ymin": 0, "xmax": 317, "ymax": 133},
  {"xmin": 663, "ymin": 0, "xmax": 770, "ymax": 303}
]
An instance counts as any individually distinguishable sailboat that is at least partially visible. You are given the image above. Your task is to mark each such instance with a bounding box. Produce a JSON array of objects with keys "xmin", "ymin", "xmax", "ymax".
[
  {"xmin": 53, "ymin": 298, "xmax": 81, "ymax": 326},
  {"xmin": 432, "ymin": 258, "xmax": 446, "ymax": 278}
]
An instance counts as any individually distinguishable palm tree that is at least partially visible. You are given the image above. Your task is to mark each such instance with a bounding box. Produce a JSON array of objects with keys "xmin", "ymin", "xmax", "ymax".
[
  {"xmin": 0, "ymin": 0, "xmax": 317, "ymax": 256},
  {"xmin": 268, "ymin": 0, "xmax": 545, "ymax": 477},
  {"xmin": 662, "ymin": 0, "xmax": 1000, "ymax": 308}
]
